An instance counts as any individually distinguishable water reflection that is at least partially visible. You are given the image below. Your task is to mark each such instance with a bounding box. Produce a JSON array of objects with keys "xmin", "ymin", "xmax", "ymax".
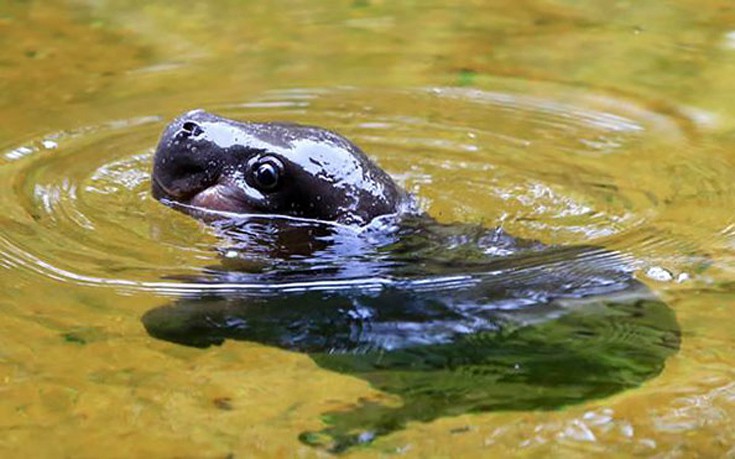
[{"xmin": 142, "ymin": 214, "xmax": 680, "ymax": 452}]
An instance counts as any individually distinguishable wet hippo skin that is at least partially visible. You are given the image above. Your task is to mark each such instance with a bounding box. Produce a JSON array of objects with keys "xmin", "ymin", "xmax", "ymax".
[
  {"xmin": 144, "ymin": 110, "xmax": 680, "ymax": 452},
  {"xmin": 151, "ymin": 109, "xmax": 412, "ymax": 226}
]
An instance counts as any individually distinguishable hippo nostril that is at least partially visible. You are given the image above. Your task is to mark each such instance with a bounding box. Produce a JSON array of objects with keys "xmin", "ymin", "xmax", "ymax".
[{"xmin": 180, "ymin": 121, "xmax": 204, "ymax": 138}]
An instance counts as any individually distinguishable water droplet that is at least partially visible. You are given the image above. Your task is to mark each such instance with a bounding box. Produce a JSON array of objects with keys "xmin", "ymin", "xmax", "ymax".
[{"xmin": 646, "ymin": 266, "xmax": 674, "ymax": 282}]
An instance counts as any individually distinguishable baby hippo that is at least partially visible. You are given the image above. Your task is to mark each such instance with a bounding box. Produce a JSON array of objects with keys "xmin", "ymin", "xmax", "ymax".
[
  {"xmin": 147, "ymin": 110, "xmax": 680, "ymax": 453},
  {"xmin": 152, "ymin": 109, "xmax": 412, "ymax": 226}
]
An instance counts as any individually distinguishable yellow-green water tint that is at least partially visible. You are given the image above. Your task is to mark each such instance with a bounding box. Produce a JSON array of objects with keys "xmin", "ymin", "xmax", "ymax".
[{"xmin": 1, "ymin": 0, "xmax": 734, "ymax": 457}]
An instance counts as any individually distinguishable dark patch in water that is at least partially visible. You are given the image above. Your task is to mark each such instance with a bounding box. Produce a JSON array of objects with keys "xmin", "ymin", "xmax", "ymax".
[{"xmin": 142, "ymin": 214, "xmax": 679, "ymax": 453}]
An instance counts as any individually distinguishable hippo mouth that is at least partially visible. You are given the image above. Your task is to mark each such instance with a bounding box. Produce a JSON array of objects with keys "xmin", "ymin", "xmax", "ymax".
[
  {"xmin": 152, "ymin": 175, "xmax": 263, "ymax": 215},
  {"xmin": 188, "ymin": 183, "xmax": 255, "ymax": 213}
]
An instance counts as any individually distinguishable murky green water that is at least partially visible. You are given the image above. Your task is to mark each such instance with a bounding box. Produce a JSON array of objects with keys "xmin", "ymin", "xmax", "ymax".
[{"xmin": 1, "ymin": 1, "xmax": 735, "ymax": 457}]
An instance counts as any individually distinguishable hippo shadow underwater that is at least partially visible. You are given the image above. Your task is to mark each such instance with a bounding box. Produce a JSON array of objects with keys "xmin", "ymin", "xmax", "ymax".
[
  {"xmin": 143, "ymin": 111, "xmax": 680, "ymax": 453},
  {"xmin": 142, "ymin": 214, "xmax": 680, "ymax": 453}
]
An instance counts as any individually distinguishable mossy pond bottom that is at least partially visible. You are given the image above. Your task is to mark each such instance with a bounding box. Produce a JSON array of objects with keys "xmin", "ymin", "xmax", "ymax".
[{"xmin": 1, "ymin": 1, "xmax": 735, "ymax": 457}]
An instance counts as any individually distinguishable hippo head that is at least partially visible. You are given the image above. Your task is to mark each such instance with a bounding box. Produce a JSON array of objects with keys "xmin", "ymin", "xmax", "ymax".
[{"xmin": 151, "ymin": 110, "xmax": 410, "ymax": 226}]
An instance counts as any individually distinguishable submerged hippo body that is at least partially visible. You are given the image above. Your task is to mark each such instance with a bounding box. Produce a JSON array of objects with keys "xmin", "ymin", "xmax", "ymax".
[{"xmin": 146, "ymin": 110, "xmax": 680, "ymax": 452}]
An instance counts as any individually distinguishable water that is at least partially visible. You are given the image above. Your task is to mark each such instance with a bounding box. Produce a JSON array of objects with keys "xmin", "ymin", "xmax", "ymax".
[{"xmin": 1, "ymin": 1, "xmax": 735, "ymax": 457}]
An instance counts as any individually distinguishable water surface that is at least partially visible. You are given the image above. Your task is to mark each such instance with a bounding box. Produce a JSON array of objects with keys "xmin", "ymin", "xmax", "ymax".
[{"xmin": 1, "ymin": 1, "xmax": 735, "ymax": 457}]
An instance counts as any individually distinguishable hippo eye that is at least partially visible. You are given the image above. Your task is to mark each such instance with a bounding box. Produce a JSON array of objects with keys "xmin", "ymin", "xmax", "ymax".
[{"xmin": 251, "ymin": 157, "xmax": 284, "ymax": 191}]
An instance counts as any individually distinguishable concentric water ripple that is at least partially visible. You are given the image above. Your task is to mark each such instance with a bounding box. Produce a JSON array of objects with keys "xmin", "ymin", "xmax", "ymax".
[{"xmin": 0, "ymin": 84, "xmax": 726, "ymax": 296}]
